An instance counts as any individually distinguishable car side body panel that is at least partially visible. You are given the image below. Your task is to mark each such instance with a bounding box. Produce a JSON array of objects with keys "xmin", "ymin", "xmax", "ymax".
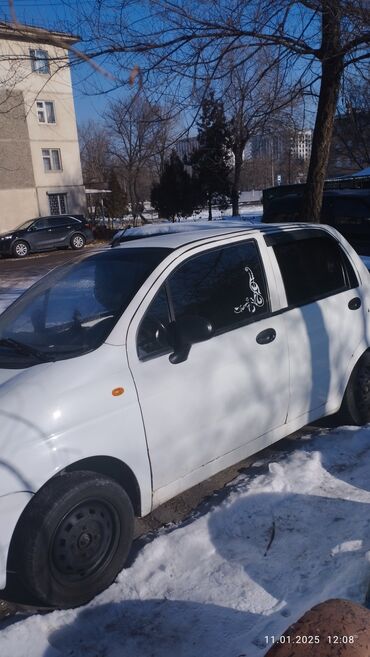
[{"xmin": 0, "ymin": 344, "xmax": 153, "ymax": 514}]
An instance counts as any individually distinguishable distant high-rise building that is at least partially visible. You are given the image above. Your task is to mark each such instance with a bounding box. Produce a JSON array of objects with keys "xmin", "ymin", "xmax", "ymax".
[
  {"xmin": 175, "ymin": 137, "xmax": 198, "ymax": 161},
  {"xmin": 291, "ymin": 130, "xmax": 312, "ymax": 161}
]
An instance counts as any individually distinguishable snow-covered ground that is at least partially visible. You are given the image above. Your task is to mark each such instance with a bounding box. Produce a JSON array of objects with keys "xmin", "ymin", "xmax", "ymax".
[
  {"xmin": 1, "ymin": 428, "xmax": 370, "ymax": 656},
  {"xmin": 1, "ymin": 235, "xmax": 370, "ymax": 656},
  {"xmin": 191, "ymin": 204, "xmax": 263, "ymax": 223}
]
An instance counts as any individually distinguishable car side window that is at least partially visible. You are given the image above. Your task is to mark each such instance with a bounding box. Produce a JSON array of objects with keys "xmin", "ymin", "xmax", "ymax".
[
  {"xmin": 137, "ymin": 286, "xmax": 172, "ymax": 360},
  {"xmin": 168, "ymin": 241, "xmax": 268, "ymax": 334},
  {"xmin": 33, "ymin": 218, "xmax": 48, "ymax": 230},
  {"xmin": 136, "ymin": 241, "xmax": 269, "ymax": 361},
  {"xmin": 48, "ymin": 217, "xmax": 68, "ymax": 227},
  {"xmin": 273, "ymin": 234, "xmax": 358, "ymax": 307}
]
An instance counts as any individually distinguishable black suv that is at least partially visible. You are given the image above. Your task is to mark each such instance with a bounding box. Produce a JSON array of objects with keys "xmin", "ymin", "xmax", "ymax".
[
  {"xmin": 0, "ymin": 215, "xmax": 94, "ymax": 258},
  {"xmin": 263, "ymin": 189, "xmax": 370, "ymax": 255}
]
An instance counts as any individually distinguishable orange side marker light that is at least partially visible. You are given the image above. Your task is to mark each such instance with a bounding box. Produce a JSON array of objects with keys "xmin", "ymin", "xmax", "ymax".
[{"xmin": 112, "ymin": 387, "xmax": 125, "ymax": 397}]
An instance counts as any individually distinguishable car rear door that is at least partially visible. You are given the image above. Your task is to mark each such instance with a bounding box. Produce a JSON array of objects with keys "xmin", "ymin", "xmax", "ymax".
[
  {"xmin": 265, "ymin": 228, "xmax": 365, "ymax": 421},
  {"xmin": 126, "ymin": 236, "xmax": 290, "ymax": 501},
  {"xmin": 45, "ymin": 216, "xmax": 72, "ymax": 246}
]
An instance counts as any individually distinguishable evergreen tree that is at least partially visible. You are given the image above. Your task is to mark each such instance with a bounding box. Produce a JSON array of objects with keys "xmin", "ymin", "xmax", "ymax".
[
  {"xmin": 191, "ymin": 92, "xmax": 232, "ymax": 220},
  {"xmin": 151, "ymin": 151, "xmax": 196, "ymax": 222},
  {"xmin": 105, "ymin": 168, "xmax": 128, "ymax": 224}
]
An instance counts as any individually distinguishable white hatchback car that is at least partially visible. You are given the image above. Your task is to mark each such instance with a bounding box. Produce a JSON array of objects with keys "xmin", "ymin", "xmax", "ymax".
[{"xmin": 0, "ymin": 222, "xmax": 369, "ymax": 608}]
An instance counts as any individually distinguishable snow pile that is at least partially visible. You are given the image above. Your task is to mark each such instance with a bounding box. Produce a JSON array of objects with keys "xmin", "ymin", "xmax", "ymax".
[{"xmin": 1, "ymin": 427, "xmax": 370, "ymax": 656}]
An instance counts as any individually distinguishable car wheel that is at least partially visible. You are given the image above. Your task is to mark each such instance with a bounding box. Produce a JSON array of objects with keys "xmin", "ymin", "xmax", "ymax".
[
  {"xmin": 340, "ymin": 351, "xmax": 370, "ymax": 426},
  {"xmin": 15, "ymin": 471, "xmax": 134, "ymax": 608},
  {"xmin": 13, "ymin": 240, "xmax": 29, "ymax": 258},
  {"xmin": 70, "ymin": 233, "xmax": 86, "ymax": 250}
]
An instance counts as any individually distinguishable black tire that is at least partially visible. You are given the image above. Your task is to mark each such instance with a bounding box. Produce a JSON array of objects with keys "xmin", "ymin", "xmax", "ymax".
[
  {"xmin": 12, "ymin": 240, "xmax": 29, "ymax": 258},
  {"xmin": 70, "ymin": 233, "xmax": 86, "ymax": 250},
  {"xmin": 339, "ymin": 351, "xmax": 370, "ymax": 426},
  {"xmin": 15, "ymin": 471, "xmax": 134, "ymax": 608}
]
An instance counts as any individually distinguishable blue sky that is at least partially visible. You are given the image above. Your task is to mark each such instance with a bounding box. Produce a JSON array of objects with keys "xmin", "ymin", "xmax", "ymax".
[
  {"xmin": 0, "ymin": 0, "xmax": 115, "ymax": 124},
  {"xmin": 0, "ymin": 1, "xmax": 321, "ymax": 130}
]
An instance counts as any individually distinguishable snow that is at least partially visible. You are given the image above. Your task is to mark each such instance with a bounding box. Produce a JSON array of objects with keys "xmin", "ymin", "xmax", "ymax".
[
  {"xmin": 195, "ymin": 204, "xmax": 263, "ymax": 223},
  {"xmin": 111, "ymin": 207, "xmax": 263, "ymax": 242},
  {"xmin": 1, "ymin": 427, "xmax": 370, "ymax": 656}
]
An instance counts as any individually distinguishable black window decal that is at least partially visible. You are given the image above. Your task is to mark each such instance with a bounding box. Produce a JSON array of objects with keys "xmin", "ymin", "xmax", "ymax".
[{"xmin": 234, "ymin": 267, "xmax": 265, "ymax": 314}]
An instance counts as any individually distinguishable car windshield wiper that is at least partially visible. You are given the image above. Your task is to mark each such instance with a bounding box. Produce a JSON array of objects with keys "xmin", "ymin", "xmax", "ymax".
[{"xmin": 0, "ymin": 338, "xmax": 55, "ymax": 362}]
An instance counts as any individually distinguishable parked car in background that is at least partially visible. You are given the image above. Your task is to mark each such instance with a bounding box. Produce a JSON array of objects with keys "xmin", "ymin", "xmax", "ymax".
[
  {"xmin": 263, "ymin": 189, "xmax": 370, "ymax": 255},
  {"xmin": 0, "ymin": 222, "xmax": 370, "ymax": 608},
  {"xmin": 0, "ymin": 215, "xmax": 94, "ymax": 258}
]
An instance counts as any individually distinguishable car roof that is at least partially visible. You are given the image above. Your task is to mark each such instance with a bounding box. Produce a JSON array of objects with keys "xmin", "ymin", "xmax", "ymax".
[
  {"xmin": 270, "ymin": 189, "xmax": 370, "ymax": 202},
  {"xmin": 112, "ymin": 221, "xmax": 329, "ymax": 251}
]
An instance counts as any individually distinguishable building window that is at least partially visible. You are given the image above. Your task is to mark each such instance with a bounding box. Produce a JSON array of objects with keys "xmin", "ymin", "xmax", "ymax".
[
  {"xmin": 37, "ymin": 101, "xmax": 56, "ymax": 124},
  {"xmin": 42, "ymin": 148, "xmax": 62, "ymax": 171},
  {"xmin": 30, "ymin": 48, "xmax": 50, "ymax": 74},
  {"xmin": 48, "ymin": 193, "xmax": 68, "ymax": 215}
]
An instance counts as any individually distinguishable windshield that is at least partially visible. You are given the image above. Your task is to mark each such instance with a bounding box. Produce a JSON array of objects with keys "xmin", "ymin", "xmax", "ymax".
[
  {"xmin": 0, "ymin": 247, "xmax": 171, "ymax": 367},
  {"xmin": 15, "ymin": 218, "xmax": 37, "ymax": 230}
]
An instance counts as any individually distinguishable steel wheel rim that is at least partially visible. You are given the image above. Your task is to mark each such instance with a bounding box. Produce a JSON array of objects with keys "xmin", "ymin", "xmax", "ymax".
[{"xmin": 50, "ymin": 498, "xmax": 120, "ymax": 583}]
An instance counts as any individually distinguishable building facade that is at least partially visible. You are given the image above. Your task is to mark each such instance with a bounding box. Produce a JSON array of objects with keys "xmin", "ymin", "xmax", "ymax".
[
  {"xmin": 291, "ymin": 129, "xmax": 312, "ymax": 161},
  {"xmin": 0, "ymin": 22, "xmax": 85, "ymax": 232}
]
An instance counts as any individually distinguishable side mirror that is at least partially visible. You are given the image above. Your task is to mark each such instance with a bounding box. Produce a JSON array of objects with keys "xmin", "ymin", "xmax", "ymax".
[{"xmin": 168, "ymin": 315, "xmax": 214, "ymax": 364}]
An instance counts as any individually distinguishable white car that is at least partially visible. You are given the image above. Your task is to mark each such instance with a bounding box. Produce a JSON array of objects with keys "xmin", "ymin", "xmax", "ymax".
[{"xmin": 0, "ymin": 222, "xmax": 369, "ymax": 608}]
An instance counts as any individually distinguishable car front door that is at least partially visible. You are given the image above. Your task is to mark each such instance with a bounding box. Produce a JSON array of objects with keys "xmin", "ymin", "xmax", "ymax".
[
  {"xmin": 126, "ymin": 237, "xmax": 290, "ymax": 502},
  {"xmin": 26, "ymin": 218, "xmax": 50, "ymax": 250}
]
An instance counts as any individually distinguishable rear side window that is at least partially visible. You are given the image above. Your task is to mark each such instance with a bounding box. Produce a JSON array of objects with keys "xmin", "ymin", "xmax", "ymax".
[
  {"xmin": 273, "ymin": 234, "xmax": 358, "ymax": 307},
  {"xmin": 48, "ymin": 216, "xmax": 69, "ymax": 227},
  {"xmin": 137, "ymin": 240, "xmax": 269, "ymax": 360}
]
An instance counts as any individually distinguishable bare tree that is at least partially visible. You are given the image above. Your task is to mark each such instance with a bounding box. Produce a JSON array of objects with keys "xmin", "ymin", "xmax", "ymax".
[
  {"xmin": 328, "ymin": 73, "xmax": 370, "ymax": 175},
  {"xmin": 3, "ymin": 1, "xmax": 369, "ymax": 221},
  {"xmin": 76, "ymin": 0, "xmax": 370, "ymax": 222},
  {"xmin": 79, "ymin": 120, "xmax": 111, "ymax": 184},
  {"xmin": 105, "ymin": 92, "xmax": 173, "ymax": 222},
  {"xmin": 217, "ymin": 50, "xmax": 304, "ymax": 214}
]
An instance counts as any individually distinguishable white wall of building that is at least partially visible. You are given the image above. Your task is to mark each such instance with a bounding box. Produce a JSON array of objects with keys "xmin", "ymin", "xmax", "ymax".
[
  {"xmin": 0, "ymin": 188, "xmax": 39, "ymax": 232},
  {"xmin": 0, "ymin": 27, "xmax": 85, "ymax": 231}
]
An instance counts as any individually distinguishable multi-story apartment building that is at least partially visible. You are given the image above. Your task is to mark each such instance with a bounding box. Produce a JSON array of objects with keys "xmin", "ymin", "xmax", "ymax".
[
  {"xmin": 0, "ymin": 21, "xmax": 85, "ymax": 232},
  {"xmin": 247, "ymin": 129, "xmax": 312, "ymax": 163}
]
